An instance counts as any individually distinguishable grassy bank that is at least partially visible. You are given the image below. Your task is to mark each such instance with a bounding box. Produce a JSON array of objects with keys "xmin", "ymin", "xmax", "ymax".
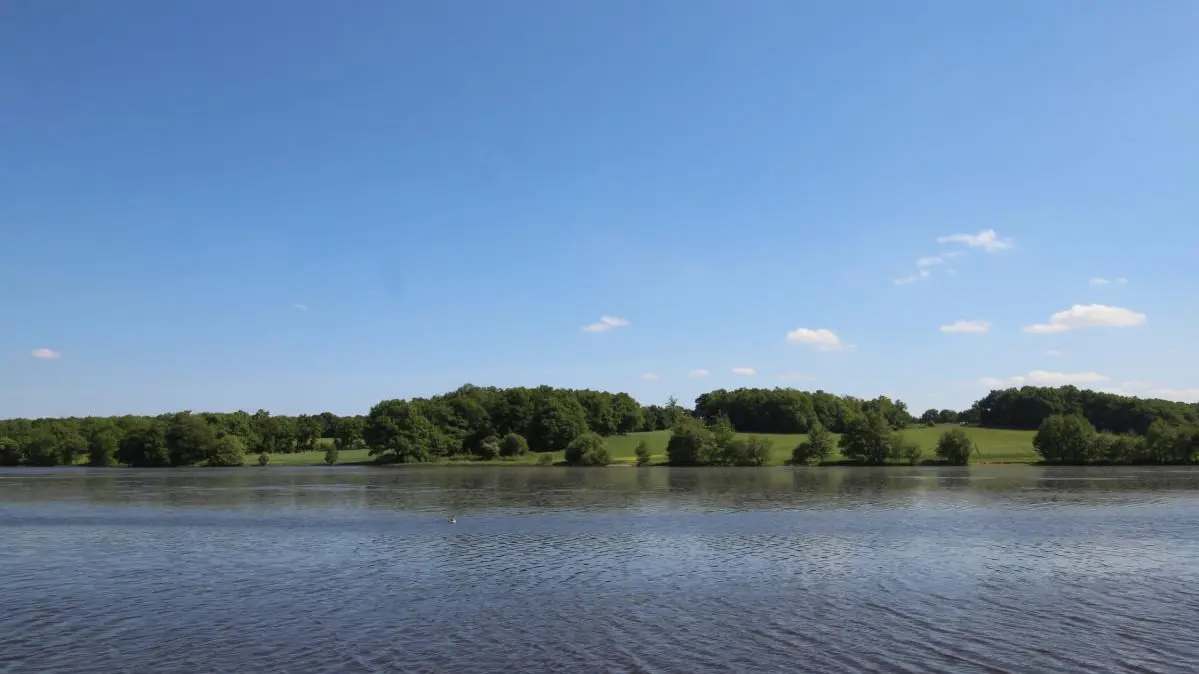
[{"xmin": 265, "ymin": 425, "xmax": 1038, "ymax": 466}]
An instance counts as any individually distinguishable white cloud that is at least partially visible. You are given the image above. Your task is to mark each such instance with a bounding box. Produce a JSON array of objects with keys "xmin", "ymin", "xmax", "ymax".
[
  {"xmin": 917, "ymin": 256, "xmax": 943, "ymax": 267},
  {"xmin": 980, "ymin": 370, "xmax": 1109, "ymax": 388},
  {"xmin": 943, "ymin": 251, "xmax": 963, "ymax": 259},
  {"xmin": 1089, "ymin": 277, "xmax": 1128, "ymax": 286},
  {"xmin": 30, "ymin": 348, "xmax": 61, "ymax": 360},
  {"xmin": 936, "ymin": 228, "xmax": 1013, "ymax": 252},
  {"xmin": 777, "ymin": 372, "xmax": 811, "ymax": 381},
  {"xmin": 919, "ymin": 268, "xmax": 931, "ymax": 278},
  {"xmin": 293, "ymin": 303, "xmax": 309, "ymax": 311},
  {"xmin": 786, "ymin": 328, "xmax": 844, "ymax": 350},
  {"xmin": 1044, "ymin": 349, "xmax": 1064, "ymax": 357},
  {"xmin": 639, "ymin": 373, "xmax": 659, "ymax": 381},
  {"xmin": 1147, "ymin": 387, "xmax": 1199, "ymax": 403},
  {"xmin": 893, "ymin": 274, "xmax": 919, "ymax": 285},
  {"xmin": 732, "ymin": 367, "xmax": 756, "ymax": 376},
  {"xmin": 940, "ymin": 320, "xmax": 991, "ymax": 334},
  {"xmin": 1022, "ymin": 304, "xmax": 1146, "ymax": 334},
  {"xmin": 581, "ymin": 315, "xmax": 630, "ymax": 333},
  {"xmin": 688, "ymin": 369, "xmax": 710, "ymax": 378}
]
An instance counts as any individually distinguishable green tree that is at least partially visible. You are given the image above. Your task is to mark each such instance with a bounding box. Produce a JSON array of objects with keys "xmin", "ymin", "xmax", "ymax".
[
  {"xmin": 207, "ymin": 435, "xmax": 246, "ymax": 467},
  {"xmin": 838, "ymin": 411, "xmax": 891, "ymax": 465},
  {"xmin": 257, "ymin": 451, "xmax": 270, "ymax": 466},
  {"xmin": 117, "ymin": 421, "xmax": 170, "ymax": 467},
  {"xmin": 791, "ymin": 423, "xmax": 833, "ymax": 465},
  {"xmin": 87, "ymin": 428, "xmax": 121, "ymax": 467},
  {"xmin": 935, "ymin": 428, "xmax": 975, "ymax": 466},
  {"xmin": 708, "ymin": 413, "xmax": 737, "ymax": 457},
  {"xmin": 1034, "ymin": 414, "xmax": 1097, "ymax": 464},
  {"xmin": 722, "ymin": 435, "xmax": 771, "ymax": 466},
  {"xmin": 0, "ymin": 436, "xmax": 22, "ymax": 466},
  {"xmin": 634, "ymin": 440, "xmax": 651, "ymax": 466},
  {"xmin": 666, "ymin": 416, "xmax": 715, "ymax": 466},
  {"xmin": 165, "ymin": 412, "xmax": 219, "ymax": 466},
  {"xmin": 364, "ymin": 400, "xmax": 438, "ymax": 463},
  {"xmin": 475, "ymin": 435, "xmax": 501, "ymax": 460},
  {"xmin": 332, "ymin": 416, "xmax": 364, "ymax": 453},
  {"xmin": 499, "ymin": 432, "xmax": 529, "ymax": 458},
  {"xmin": 536, "ymin": 452, "xmax": 555, "ymax": 466},
  {"xmin": 323, "ymin": 442, "xmax": 339, "ymax": 466},
  {"xmin": 527, "ymin": 392, "xmax": 589, "ymax": 452},
  {"xmin": 896, "ymin": 436, "xmax": 923, "ymax": 465},
  {"xmin": 563, "ymin": 432, "xmax": 610, "ymax": 466}
]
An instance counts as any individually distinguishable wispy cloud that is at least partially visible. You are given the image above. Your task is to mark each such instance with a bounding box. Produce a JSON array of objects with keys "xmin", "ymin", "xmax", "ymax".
[
  {"xmin": 732, "ymin": 367, "xmax": 756, "ymax": 376},
  {"xmin": 980, "ymin": 370, "xmax": 1109, "ymax": 388},
  {"xmin": 30, "ymin": 348, "xmax": 61, "ymax": 360},
  {"xmin": 1089, "ymin": 277, "xmax": 1128, "ymax": 286},
  {"xmin": 688, "ymin": 369, "xmax": 710, "ymax": 378},
  {"xmin": 1044, "ymin": 349, "xmax": 1064, "ymax": 357},
  {"xmin": 293, "ymin": 303, "xmax": 309, "ymax": 311},
  {"xmin": 893, "ymin": 274, "xmax": 919, "ymax": 285},
  {"xmin": 639, "ymin": 373, "xmax": 659, "ymax": 381},
  {"xmin": 1023, "ymin": 304, "xmax": 1146, "ymax": 334},
  {"xmin": 917, "ymin": 256, "xmax": 944, "ymax": 267},
  {"xmin": 940, "ymin": 320, "xmax": 991, "ymax": 334},
  {"xmin": 581, "ymin": 316, "xmax": 630, "ymax": 333},
  {"xmin": 786, "ymin": 328, "xmax": 845, "ymax": 351},
  {"xmin": 936, "ymin": 228, "xmax": 1013, "ymax": 252}
]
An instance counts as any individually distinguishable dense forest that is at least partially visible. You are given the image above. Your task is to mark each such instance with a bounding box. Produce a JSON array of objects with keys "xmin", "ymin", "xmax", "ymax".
[{"xmin": 1, "ymin": 384, "xmax": 1196, "ymax": 467}]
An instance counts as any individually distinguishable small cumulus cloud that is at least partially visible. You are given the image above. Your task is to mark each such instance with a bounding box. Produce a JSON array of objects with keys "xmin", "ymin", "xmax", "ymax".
[
  {"xmin": 732, "ymin": 367, "xmax": 756, "ymax": 376},
  {"xmin": 31, "ymin": 348, "xmax": 61, "ymax": 360},
  {"xmin": 917, "ymin": 256, "xmax": 944, "ymax": 267},
  {"xmin": 980, "ymin": 370, "xmax": 1109, "ymax": 388},
  {"xmin": 786, "ymin": 328, "xmax": 845, "ymax": 351},
  {"xmin": 1022, "ymin": 304, "xmax": 1146, "ymax": 334},
  {"xmin": 689, "ymin": 369, "xmax": 710, "ymax": 378},
  {"xmin": 639, "ymin": 373, "xmax": 659, "ymax": 381},
  {"xmin": 1089, "ymin": 277, "xmax": 1128, "ymax": 286},
  {"xmin": 293, "ymin": 304, "xmax": 309, "ymax": 311},
  {"xmin": 936, "ymin": 228, "xmax": 1013, "ymax": 252},
  {"xmin": 581, "ymin": 316, "xmax": 630, "ymax": 333},
  {"xmin": 893, "ymin": 274, "xmax": 919, "ymax": 285},
  {"xmin": 940, "ymin": 320, "xmax": 991, "ymax": 334}
]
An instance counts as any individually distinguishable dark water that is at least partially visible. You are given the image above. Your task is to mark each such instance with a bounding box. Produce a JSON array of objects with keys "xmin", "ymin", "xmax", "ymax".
[{"xmin": 2, "ymin": 467, "xmax": 1199, "ymax": 674}]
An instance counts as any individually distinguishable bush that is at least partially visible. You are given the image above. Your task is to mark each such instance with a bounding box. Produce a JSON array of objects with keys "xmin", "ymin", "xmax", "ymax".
[
  {"xmin": 666, "ymin": 417, "xmax": 715, "ymax": 466},
  {"xmin": 839, "ymin": 412, "xmax": 891, "ymax": 465},
  {"xmin": 207, "ymin": 435, "xmax": 246, "ymax": 467},
  {"xmin": 500, "ymin": 433, "xmax": 529, "ymax": 458},
  {"xmin": 1034, "ymin": 414, "xmax": 1096, "ymax": 464},
  {"xmin": 536, "ymin": 452, "xmax": 555, "ymax": 466},
  {"xmin": 257, "ymin": 451, "xmax": 270, "ymax": 466},
  {"xmin": 790, "ymin": 424, "xmax": 833, "ymax": 466},
  {"xmin": 476, "ymin": 435, "xmax": 501, "ymax": 461},
  {"xmin": 564, "ymin": 432, "xmax": 610, "ymax": 466},
  {"xmin": 936, "ymin": 428, "xmax": 975, "ymax": 466},
  {"xmin": 323, "ymin": 443, "xmax": 339, "ymax": 466},
  {"xmin": 900, "ymin": 439, "xmax": 923, "ymax": 466},
  {"xmin": 634, "ymin": 440, "xmax": 652, "ymax": 466},
  {"xmin": 722, "ymin": 435, "xmax": 771, "ymax": 466}
]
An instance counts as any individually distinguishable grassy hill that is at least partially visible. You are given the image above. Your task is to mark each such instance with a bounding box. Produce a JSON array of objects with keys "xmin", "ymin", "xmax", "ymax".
[{"xmin": 265, "ymin": 425, "xmax": 1038, "ymax": 466}]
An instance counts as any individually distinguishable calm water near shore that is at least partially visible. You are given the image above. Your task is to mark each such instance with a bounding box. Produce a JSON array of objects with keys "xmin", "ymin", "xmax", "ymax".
[{"xmin": 3, "ymin": 466, "xmax": 1199, "ymax": 674}]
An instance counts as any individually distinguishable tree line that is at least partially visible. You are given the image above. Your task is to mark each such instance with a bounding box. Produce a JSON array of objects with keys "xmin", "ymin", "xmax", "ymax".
[{"xmin": 1, "ymin": 383, "xmax": 1196, "ymax": 467}]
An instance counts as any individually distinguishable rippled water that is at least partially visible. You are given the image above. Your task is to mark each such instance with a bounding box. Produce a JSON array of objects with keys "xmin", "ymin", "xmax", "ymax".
[{"xmin": 2, "ymin": 466, "xmax": 1199, "ymax": 674}]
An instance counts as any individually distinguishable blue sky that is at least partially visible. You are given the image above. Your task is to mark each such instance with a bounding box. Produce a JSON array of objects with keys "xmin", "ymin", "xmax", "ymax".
[{"xmin": 3, "ymin": 1, "xmax": 1197, "ymax": 418}]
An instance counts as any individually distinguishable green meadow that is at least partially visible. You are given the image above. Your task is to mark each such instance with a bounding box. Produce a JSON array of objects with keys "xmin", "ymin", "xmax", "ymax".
[{"xmin": 263, "ymin": 425, "xmax": 1038, "ymax": 466}]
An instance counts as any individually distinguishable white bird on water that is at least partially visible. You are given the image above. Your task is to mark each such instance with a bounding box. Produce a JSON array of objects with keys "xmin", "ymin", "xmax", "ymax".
[{"xmin": 448, "ymin": 516, "xmax": 456, "ymax": 524}]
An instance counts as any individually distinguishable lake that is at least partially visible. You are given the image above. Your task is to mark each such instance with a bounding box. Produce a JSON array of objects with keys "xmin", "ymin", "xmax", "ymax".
[{"xmin": 2, "ymin": 466, "xmax": 1198, "ymax": 674}]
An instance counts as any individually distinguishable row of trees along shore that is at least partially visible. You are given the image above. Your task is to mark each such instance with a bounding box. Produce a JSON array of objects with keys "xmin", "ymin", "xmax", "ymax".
[{"xmin": 1, "ymin": 384, "xmax": 1196, "ymax": 468}]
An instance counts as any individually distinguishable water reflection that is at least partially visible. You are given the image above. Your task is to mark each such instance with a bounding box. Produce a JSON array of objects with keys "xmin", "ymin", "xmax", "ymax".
[{"xmin": 2, "ymin": 466, "xmax": 1198, "ymax": 674}]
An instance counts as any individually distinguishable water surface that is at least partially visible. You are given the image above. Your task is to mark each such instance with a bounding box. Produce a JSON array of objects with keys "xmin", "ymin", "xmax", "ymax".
[{"xmin": 2, "ymin": 466, "xmax": 1198, "ymax": 673}]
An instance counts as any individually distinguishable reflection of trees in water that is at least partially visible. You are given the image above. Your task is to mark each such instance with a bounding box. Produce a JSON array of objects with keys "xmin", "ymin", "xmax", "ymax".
[{"xmin": 6, "ymin": 466, "xmax": 1199, "ymax": 515}]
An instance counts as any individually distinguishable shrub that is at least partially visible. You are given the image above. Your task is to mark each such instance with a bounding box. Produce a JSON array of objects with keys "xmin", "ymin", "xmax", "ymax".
[
  {"xmin": 791, "ymin": 424, "xmax": 833, "ymax": 466},
  {"xmin": 634, "ymin": 440, "xmax": 651, "ymax": 466},
  {"xmin": 936, "ymin": 428, "xmax": 975, "ymax": 466},
  {"xmin": 207, "ymin": 435, "xmax": 246, "ymax": 467},
  {"xmin": 1034, "ymin": 414, "xmax": 1096, "ymax": 464},
  {"xmin": 323, "ymin": 443, "xmax": 339, "ymax": 466},
  {"xmin": 500, "ymin": 433, "xmax": 529, "ymax": 458},
  {"xmin": 666, "ymin": 417, "xmax": 715, "ymax": 466},
  {"xmin": 536, "ymin": 452, "xmax": 555, "ymax": 466},
  {"xmin": 257, "ymin": 451, "xmax": 271, "ymax": 466},
  {"xmin": 723, "ymin": 435, "xmax": 772, "ymax": 466},
  {"xmin": 839, "ymin": 412, "xmax": 891, "ymax": 465},
  {"xmin": 476, "ymin": 435, "xmax": 501, "ymax": 461},
  {"xmin": 564, "ymin": 432, "xmax": 610, "ymax": 466},
  {"xmin": 899, "ymin": 439, "xmax": 923, "ymax": 466}
]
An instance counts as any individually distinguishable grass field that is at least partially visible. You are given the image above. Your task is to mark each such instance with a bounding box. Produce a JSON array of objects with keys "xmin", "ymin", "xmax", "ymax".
[{"xmin": 264, "ymin": 425, "xmax": 1038, "ymax": 466}]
